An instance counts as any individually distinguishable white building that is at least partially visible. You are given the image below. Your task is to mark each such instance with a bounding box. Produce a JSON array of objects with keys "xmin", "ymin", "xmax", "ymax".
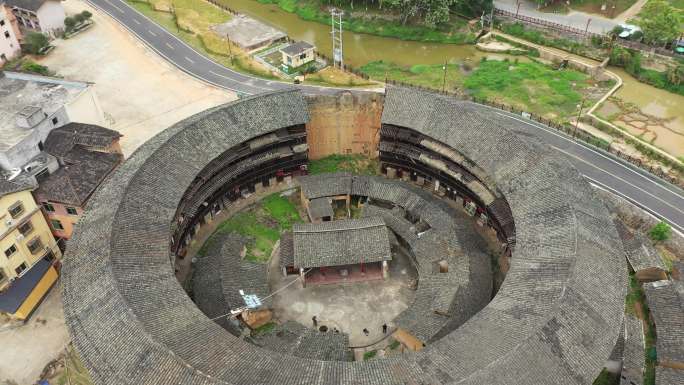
[
  {"xmin": 0, "ymin": 71, "xmax": 106, "ymax": 174},
  {"xmin": 0, "ymin": 4, "xmax": 20, "ymax": 64},
  {"xmin": 3, "ymin": 0, "xmax": 65, "ymax": 37}
]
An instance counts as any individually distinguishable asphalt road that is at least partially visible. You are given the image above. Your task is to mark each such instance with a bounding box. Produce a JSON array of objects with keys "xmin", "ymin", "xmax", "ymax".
[
  {"xmin": 88, "ymin": 0, "xmax": 684, "ymax": 234},
  {"xmin": 494, "ymin": 0, "xmax": 619, "ymax": 34}
]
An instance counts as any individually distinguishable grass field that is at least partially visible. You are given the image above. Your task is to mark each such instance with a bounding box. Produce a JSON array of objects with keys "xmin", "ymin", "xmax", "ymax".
[
  {"xmin": 360, "ymin": 60, "xmax": 466, "ymax": 93},
  {"xmin": 308, "ymin": 154, "xmax": 379, "ymax": 175},
  {"xmin": 47, "ymin": 346, "xmax": 94, "ymax": 385},
  {"xmin": 463, "ymin": 59, "xmax": 591, "ymax": 119},
  {"xmin": 202, "ymin": 192, "xmax": 302, "ymax": 263},
  {"xmin": 360, "ymin": 58, "xmax": 597, "ymax": 120}
]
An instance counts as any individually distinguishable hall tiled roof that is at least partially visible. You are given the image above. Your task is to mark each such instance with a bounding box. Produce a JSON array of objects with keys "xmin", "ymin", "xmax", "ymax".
[
  {"xmin": 292, "ymin": 217, "xmax": 391, "ymax": 268},
  {"xmin": 643, "ymin": 279, "xmax": 684, "ymax": 366}
]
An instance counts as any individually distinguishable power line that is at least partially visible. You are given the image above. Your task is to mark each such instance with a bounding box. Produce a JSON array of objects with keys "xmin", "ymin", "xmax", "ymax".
[{"xmin": 209, "ymin": 268, "xmax": 312, "ymax": 321}]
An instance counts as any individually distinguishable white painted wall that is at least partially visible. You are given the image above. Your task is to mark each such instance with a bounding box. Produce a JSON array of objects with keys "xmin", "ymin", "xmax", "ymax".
[
  {"xmin": 0, "ymin": 86, "xmax": 104, "ymax": 171},
  {"xmin": 0, "ymin": 6, "xmax": 20, "ymax": 64},
  {"xmin": 36, "ymin": 1, "xmax": 65, "ymax": 36}
]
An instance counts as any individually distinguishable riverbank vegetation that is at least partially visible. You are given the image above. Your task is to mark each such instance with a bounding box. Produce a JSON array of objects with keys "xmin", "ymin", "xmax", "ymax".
[
  {"xmin": 247, "ymin": 0, "xmax": 489, "ymax": 43},
  {"xmin": 609, "ymin": 46, "xmax": 684, "ymax": 95}
]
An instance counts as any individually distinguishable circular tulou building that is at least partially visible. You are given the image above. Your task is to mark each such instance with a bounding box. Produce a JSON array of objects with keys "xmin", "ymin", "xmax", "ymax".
[{"xmin": 62, "ymin": 87, "xmax": 627, "ymax": 385}]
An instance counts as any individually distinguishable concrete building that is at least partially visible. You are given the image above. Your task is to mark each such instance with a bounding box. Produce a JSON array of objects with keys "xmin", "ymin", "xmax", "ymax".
[
  {"xmin": 2, "ymin": 0, "xmax": 65, "ymax": 37},
  {"xmin": 0, "ymin": 176, "xmax": 61, "ymax": 320},
  {"xmin": 0, "ymin": 71, "xmax": 105, "ymax": 174},
  {"xmin": 280, "ymin": 41, "xmax": 314, "ymax": 70},
  {"xmin": 0, "ymin": 4, "xmax": 21, "ymax": 64},
  {"xmin": 212, "ymin": 14, "xmax": 286, "ymax": 51},
  {"xmin": 34, "ymin": 123, "xmax": 122, "ymax": 240}
]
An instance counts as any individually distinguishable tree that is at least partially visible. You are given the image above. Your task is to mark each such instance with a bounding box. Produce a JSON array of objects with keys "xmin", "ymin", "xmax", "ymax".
[
  {"xmin": 649, "ymin": 221, "xmax": 671, "ymax": 241},
  {"xmin": 666, "ymin": 65, "xmax": 684, "ymax": 86},
  {"xmin": 81, "ymin": 10, "xmax": 92, "ymax": 19},
  {"xmin": 74, "ymin": 12, "xmax": 85, "ymax": 24},
  {"xmin": 64, "ymin": 16, "xmax": 76, "ymax": 32},
  {"xmin": 23, "ymin": 32, "xmax": 49, "ymax": 55},
  {"xmin": 632, "ymin": 0, "xmax": 681, "ymax": 46}
]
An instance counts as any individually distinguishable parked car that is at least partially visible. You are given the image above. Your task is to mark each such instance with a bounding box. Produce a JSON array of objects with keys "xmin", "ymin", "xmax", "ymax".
[
  {"xmin": 616, "ymin": 24, "xmax": 642, "ymax": 40},
  {"xmin": 674, "ymin": 39, "xmax": 684, "ymax": 55}
]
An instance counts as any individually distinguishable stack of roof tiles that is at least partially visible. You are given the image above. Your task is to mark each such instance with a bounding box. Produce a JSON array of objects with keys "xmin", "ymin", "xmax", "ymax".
[{"xmin": 62, "ymin": 88, "xmax": 627, "ymax": 385}]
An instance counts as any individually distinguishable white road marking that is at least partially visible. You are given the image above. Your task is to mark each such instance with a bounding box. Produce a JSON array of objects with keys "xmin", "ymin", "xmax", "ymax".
[
  {"xmin": 554, "ymin": 145, "xmax": 684, "ymax": 216},
  {"xmin": 133, "ymin": 19, "xmax": 141, "ymax": 25},
  {"xmin": 103, "ymin": 0, "xmax": 124, "ymax": 13},
  {"xmin": 493, "ymin": 111, "xmax": 684, "ymax": 200},
  {"xmin": 588, "ymin": 178, "xmax": 684, "ymax": 236},
  {"xmin": 185, "ymin": 56, "xmax": 194, "ymax": 64},
  {"xmin": 148, "ymin": 30, "xmax": 157, "ymax": 37},
  {"xmin": 165, "ymin": 42, "xmax": 174, "ymax": 50}
]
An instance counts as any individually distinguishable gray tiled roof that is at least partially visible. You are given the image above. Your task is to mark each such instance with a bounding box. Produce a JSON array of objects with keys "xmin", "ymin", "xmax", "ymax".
[
  {"xmin": 62, "ymin": 88, "xmax": 626, "ymax": 385},
  {"xmin": 643, "ymin": 280, "xmax": 684, "ymax": 365},
  {"xmin": 292, "ymin": 217, "xmax": 391, "ymax": 268},
  {"xmin": 308, "ymin": 197, "xmax": 333, "ymax": 220},
  {"xmin": 614, "ymin": 219, "xmax": 665, "ymax": 273},
  {"xmin": 0, "ymin": 175, "xmax": 35, "ymax": 197},
  {"xmin": 656, "ymin": 367, "xmax": 684, "ymax": 385},
  {"xmin": 298, "ymin": 172, "xmax": 352, "ymax": 199},
  {"xmin": 620, "ymin": 314, "xmax": 644, "ymax": 385},
  {"xmin": 44, "ymin": 123, "xmax": 121, "ymax": 159},
  {"xmin": 246, "ymin": 321, "xmax": 350, "ymax": 362},
  {"xmin": 281, "ymin": 41, "xmax": 315, "ymax": 56},
  {"xmin": 34, "ymin": 146, "xmax": 122, "ymax": 206},
  {"xmin": 279, "ymin": 231, "xmax": 295, "ymax": 268}
]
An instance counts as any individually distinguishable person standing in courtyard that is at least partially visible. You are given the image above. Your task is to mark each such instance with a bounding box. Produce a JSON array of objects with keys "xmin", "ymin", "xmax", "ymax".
[
  {"xmin": 312, "ymin": 316, "xmax": 318, "ymax": 327},
  {"xmin": 382, "ymin": 323, "xmax": 388, "ymax": 334},
  {"xmin": 363, "ymin": 328, "xmax": 369, "ymax": 336}
]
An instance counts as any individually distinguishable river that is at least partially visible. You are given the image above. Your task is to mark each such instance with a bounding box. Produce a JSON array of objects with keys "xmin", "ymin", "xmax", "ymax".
[{"xmin": 223, "ymin": 0, "xmax": 683, "ymax": 156}]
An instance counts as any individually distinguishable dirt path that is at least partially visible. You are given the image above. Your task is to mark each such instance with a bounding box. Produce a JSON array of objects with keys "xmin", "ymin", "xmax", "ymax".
[
  {"xmin": 615, "ymin": 0, "xmax": 648, "ymax": 22},
  {"xmin": 38, "ymin": 0, "xmax": 236, "ymax": 156}
]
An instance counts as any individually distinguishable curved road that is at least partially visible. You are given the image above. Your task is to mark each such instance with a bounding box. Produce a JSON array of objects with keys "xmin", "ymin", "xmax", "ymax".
[{"xmin": 88, "ymin": 0, "xmax": 684, "ymax": 234}]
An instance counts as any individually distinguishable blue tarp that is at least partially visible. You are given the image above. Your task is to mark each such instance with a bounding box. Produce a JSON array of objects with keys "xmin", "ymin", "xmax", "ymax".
[{"xmin": 0, "ymin": 258, "xmax": 51, "ymax": 313}]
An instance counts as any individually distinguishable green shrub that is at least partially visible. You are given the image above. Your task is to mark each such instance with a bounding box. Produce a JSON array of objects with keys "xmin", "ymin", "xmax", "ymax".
[
  {"xmin": 649, "ymin": 221, "xmax": 672, "ymax": 241},
  {"xmin": 64, "ymin": 16, "xmax": 76, "ymax": 31},
  {"xmin": 363, "ymin": 350, "xmax": 377, "ymax": 360},
  {"xmin": 23, "ymin": 32, "xmax": 49, "ymax": 55},
  {"xmin": 20, "ymin": 61, "xmax": 50, "ymax": 75}
]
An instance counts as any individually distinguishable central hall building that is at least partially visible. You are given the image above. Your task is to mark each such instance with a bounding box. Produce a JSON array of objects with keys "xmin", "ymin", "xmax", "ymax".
[{"xmin": 280, "ymin": 217, "xmax": 392, "ymax": 286}]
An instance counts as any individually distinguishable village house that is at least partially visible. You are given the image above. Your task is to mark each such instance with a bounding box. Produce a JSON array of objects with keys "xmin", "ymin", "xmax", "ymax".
[
  {"xmin": 0, "ymin": 3, "xmax": 21, "ymax": 64},
  {"xmin": 0, "ymin": 71, "xmax": 105, "ymax": 174},
  {"xmin": 34, "ymin": 123, "xmax": 122, "ymax": 240},
  {"xmin": 2, "ymin": 0, "xmax": 65, "ymax": 37},
  {"xmin": 280, "ymin": 41, "xmax": 315, "ymax": 71},
  {"xmin": 0, "ymin": 176, "xmax": 61, "ymax": 320}
]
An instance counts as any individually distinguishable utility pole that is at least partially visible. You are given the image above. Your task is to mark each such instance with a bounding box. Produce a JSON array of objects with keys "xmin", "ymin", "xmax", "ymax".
[
  {"xmin": 442, "ymin": 61, "xmax": 448, "ymax": 93},
  {"xmin": 331, "ymin": 9, "xmax": 343, "ymax": 69},
  {"xmin": 171, "ymin": 3, "xmax": 179, "ymax": 33},
  {"xmin": 575, "ymin": 97, "xmax": 586, "ymax": 136},
  {"xmin": 516, "ymin": 0, "xmax": 521, "ymax": 18},
  {"xmin": 226, "ymin": 32, "xmax": 235, "ymax": 66},
  {"xmin": 584, "ymin": 18, "xmax": 592, "ymax": 36}
]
